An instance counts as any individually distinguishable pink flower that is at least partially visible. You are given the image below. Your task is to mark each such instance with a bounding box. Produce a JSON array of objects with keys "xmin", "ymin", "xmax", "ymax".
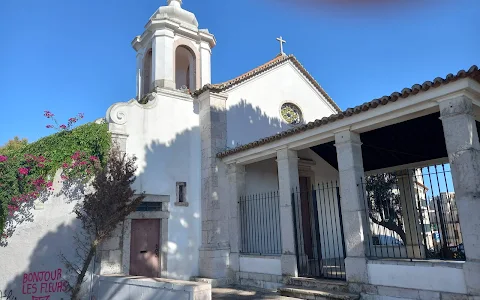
[
  {"xmin": 0, "ymin": 155, "xmax": 7, "ymax": 163},
  {"xmin": 18, "ymin": 167, "xmax": 29, "ymax": 175},
  {"xmin": 43, "ymin": 111, "xmax": 54, "ymax": 118},
  {"xmin": 89, "ymin": 156, "xmax": 99, "ymax": 161},
  {"xmin": 47, "ymin": 181, "xmax": 53, "ymax": 190},
  {"xmin": 78, "ymin": 112, "xmax": 84, "ymax": 119},
  {"xmin": 46, "ymin": 125, "xmax": 54, "ymax": 128},
  {"xmin": 68, "ymin": 118, "xmax": 77, "ymax": 124},
  {"xmin": 71, "ymin": 151, "xmax": 82, "ymax": 160},
  {"xmin": 62, "ymin": 163, "xmax": 69, "ymax": 168},
  {"xmin": 60, "ymin": 124, "xmax": 67, "ymax": 130},
  {"xmin": 61, "ymin": 174, "xmax": 69, "ymax": 180}
]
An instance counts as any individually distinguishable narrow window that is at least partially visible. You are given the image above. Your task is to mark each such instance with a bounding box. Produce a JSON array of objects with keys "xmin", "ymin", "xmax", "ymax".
[{"xmin": 176, "ymin": 182, "xmax": 188, "ymax": 206}]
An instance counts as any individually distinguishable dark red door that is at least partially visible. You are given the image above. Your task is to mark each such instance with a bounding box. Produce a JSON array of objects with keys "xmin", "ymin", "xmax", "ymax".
[{"xmin": 130, "ymin": 219, "xmax": 160, "ymax": 277}]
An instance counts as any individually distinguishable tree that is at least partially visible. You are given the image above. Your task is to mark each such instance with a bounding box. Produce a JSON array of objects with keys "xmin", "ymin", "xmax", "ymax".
[
  {"xmin": 0, "ymin": 136, "xmax": 28, "ymax": 153},
  {"xmin": 63, "ymin": 147, "xmax": 145, "ymax": 300},
  {"xmin": 365, "ymin": 173, "xmax": 406, "ymax": 244}
]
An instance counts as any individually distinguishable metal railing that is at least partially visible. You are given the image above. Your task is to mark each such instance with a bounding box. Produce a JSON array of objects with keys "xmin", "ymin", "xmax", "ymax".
[
  {"xmin": 361, "ymin": 164, "xmax": 465, "ymax": 261},
  {"xmin": 292, "ymin": 181, "xmax": 346, "ymax": 280},
  {"xmin": 239, "ymin": 191, "xmax": 282, "ymax": 255}
]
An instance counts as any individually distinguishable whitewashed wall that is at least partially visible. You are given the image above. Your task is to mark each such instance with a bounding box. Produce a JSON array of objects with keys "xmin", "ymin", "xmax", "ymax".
[
  {"xmin": 244, "ymin": 158, "xmax": 278, "ymax": 195},
  {"xmin": 0, "ymin": 172, "xmax": 93, "ymax": 300},
  {"xmin": 368, "ymin": 261, "xmax": 467, "ymax": 294},
  {"xmin": 239, "ymin": 256, "xmax": 282, "ymax": 275},
  {"xmin": 225, "ymin": 61, "xmax": 338, "ymax": 149},
  {"xmin": 107, "ymin": 90, "xmax": 201, "ymax": 280}
]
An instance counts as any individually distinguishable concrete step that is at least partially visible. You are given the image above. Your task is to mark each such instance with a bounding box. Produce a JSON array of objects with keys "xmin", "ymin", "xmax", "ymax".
[
  {"xmin": 279, "ymin": 286, "xmax": 359, "ymax": 300},
  {"xmin": 286, "ymin": 277, "xmax": 349, "ymax": 293},
  {"xmin": 212, "ymin": 285, "xmax": 303, "ymax": 300},
  {"xmin": 192, "ymin": 277, "xmax": 228, "ymax": 288}
]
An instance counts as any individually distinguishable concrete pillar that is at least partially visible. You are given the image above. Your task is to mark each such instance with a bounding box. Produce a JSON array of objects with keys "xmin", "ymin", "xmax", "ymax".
[
  {"xmin": 439, "ymin": 95, "xmax": 480, "ymax": 296},
  {"xmin": 397, "ymin": 170, "xmax": 425, "ymax": 259},
  {"xmin": 226, "ymin": 163, "xmax": 246, "ymax": 282},
  {"xmin": 276, "ymin": 148, "xmax": 300, "ymax": 277},
  {"xmin": 198, "ymin": 90, "xmax": 230, "ymax": 283},
  {"xmin": 334, "ymin": 130, "xmax": 369, "ymax": 283}
]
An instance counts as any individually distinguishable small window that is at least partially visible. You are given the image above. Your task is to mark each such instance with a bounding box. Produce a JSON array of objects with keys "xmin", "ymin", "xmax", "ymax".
[{"xmin": 176, "ymin": 182, "xmax": 188, "ymax": 206}]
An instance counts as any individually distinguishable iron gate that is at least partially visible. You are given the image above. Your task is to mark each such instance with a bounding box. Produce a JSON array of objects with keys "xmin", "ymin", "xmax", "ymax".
[{"xmin": 292, "ymin": 180, "xmax": 346, "ymax": 280}]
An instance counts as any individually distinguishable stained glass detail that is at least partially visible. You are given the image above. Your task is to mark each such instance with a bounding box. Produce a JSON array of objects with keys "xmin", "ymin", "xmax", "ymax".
[{"xmin": 280, "ymin": 103, "xmax": 302, "ymax": 125}]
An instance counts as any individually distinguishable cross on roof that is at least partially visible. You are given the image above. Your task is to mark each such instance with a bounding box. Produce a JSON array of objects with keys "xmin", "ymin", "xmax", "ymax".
[{"xmin": 276, "ymin": 36, "xmax": 286, "ymax": 55}]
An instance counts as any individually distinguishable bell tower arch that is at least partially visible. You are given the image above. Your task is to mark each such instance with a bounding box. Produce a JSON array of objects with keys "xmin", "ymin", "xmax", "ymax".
[{"xmin": 132, "ymin": 0, "xmax": 216, "ymax": 99}]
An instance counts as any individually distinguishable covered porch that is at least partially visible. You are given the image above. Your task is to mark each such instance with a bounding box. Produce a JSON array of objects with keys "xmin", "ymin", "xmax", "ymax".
[{"xmin": 220, "ymin": 67, "xmax": 480, "ymax": 298}]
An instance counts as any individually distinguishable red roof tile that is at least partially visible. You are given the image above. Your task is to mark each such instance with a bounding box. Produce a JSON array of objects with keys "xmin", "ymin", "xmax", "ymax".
[
  {"xmin": 217, "ymin": 65, "xmax": 480, "ymax": 158},
  {"xmin": 192, "ymin": 54, "xmax": 342, "ymax": 113}
]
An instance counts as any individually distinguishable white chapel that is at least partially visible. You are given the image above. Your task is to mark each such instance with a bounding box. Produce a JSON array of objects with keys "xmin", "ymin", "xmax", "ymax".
[
  {"xmin": 105, "ymin": 0, "xmax": 339, "ymax": 281},
  {"xmin": 2, "ymin": 0, "xmax": 480, "ymax": 299}
]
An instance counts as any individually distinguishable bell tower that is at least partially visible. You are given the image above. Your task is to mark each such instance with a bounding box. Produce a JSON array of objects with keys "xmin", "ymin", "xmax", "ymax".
[{"xmin": 132, "ymin": 0, "xmax": 216, "ymax": 98}]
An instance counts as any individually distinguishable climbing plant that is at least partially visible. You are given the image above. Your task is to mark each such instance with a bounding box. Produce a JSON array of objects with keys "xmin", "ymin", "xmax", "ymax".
[{"xmin": 0, "ymin": 111, "xmax": 111, "ymax": 243}]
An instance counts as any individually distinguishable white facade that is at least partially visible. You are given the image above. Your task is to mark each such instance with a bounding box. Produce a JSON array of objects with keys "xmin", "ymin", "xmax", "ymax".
[
  {"xmin": 105, "ymin": 0, "xmax": 337, "ymax": 284},
  {"xmin": 0, "ymin": 0, "xmax": 340, "ymax": 291}
]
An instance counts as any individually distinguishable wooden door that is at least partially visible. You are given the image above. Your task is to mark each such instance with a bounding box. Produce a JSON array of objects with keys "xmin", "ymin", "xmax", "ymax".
[
  {"xmin": 299, "ymin": 176, "xmax": 314, "ymax": 258},
  {"xmin": 130, "ymin": 219, "xmax": 160, "ymax": 277}
]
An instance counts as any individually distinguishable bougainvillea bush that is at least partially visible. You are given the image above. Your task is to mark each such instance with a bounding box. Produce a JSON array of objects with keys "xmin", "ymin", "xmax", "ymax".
[{"xmin": 0, "ymin": 111, "xmax": 111, "ymax": 244}]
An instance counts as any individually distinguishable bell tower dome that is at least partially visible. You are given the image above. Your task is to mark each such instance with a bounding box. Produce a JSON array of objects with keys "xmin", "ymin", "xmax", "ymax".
[{"xmin": 132, "ymin": 0, "xmax": 216, "ymax": 99}]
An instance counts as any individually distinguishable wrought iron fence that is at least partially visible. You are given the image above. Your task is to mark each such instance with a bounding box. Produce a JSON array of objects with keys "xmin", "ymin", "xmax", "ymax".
[
  {"xmin": 361, "ymin": 164, "xmax": 465, "ymax": 261},
  {"xmin": 292, "ymin": 181, "xmax": 346, "ymax": 280},
  {"xmin": 239, "ymin": 191, "xmax": 282, "ymax": 255}
]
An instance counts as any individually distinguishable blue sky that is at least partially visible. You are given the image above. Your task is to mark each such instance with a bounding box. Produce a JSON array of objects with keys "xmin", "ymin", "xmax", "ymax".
[{"xmin": 0, "ymin": 0, "xmax": 477, "ymax": 145}]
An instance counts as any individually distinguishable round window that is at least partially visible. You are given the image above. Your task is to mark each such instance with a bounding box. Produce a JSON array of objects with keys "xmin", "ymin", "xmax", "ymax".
[{"xmin": 280, "ymin": 103, "xmax": 303, "ymax": 125}]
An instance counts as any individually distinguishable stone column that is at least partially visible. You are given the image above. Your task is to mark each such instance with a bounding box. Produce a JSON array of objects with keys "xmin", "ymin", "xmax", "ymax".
[
  {"xmin": 334, "ymin": 130, "xmax": 369, "ymax": 283},
  {"xmin": 439, "ymin": 95, "xmax": 480, "ymax": 296},
  {"xmin": 276, "ymin": 148, "xmax": 300, "ymax": 277},
  {"xmin": 152, "ymin": 29, "xmax": 175, "ymax": 90},
  {"xmin": 198, "ymin": 90, "xmax": 230, "ymax": 283},
  {"xmin": 397, "ymin": 170, "xmax": 425, "ymax": 259},
  {"xmin": 226, "ymin": 163, "xmax": 246, "ymax": 282}
]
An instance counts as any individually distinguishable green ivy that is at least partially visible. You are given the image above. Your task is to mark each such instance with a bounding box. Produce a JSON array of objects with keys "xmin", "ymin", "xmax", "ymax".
[{"xmin": 0, "ymin": 122, "xmax": 111, "ymax": 235}]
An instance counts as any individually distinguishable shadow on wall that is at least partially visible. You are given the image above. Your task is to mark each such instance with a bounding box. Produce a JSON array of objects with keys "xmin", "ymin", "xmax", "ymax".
[
  {"xmin": 3, "ymin": 221, "xmax": 92, "ymax": 300},
  {"xmin": 226, "ymin": 99, "xmax": 285, "ymax": 149},
  {"xmin": 1, "ymin": 190, "xmax": 53, "ymax": 247},
  {"xmin": 2, "ymin": 169, "xmax": 88, "ymax": 248},
  {"xmin": 1, "ymin": 96, "xmax": 286, "ymax": 299},
  {"xmin": 138, "ymin": 127, "xmax": 202, "ymax": 280},
  {"xmin": 125, "ymin": 97, "xmax": 285, "ymax": 281}
]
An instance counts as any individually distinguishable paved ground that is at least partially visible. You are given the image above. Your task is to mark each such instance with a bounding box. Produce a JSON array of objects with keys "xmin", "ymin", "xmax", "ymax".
[{"xmin": 212, "ymin": 286, "xmax": 302, "ymax": 300}]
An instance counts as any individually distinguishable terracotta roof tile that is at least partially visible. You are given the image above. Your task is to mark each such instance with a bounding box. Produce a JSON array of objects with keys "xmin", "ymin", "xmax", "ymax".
[
  {"xmin": 192, "ymin": 54, "xmax": 342, "ymax": 113},
  {"xmin": 217, "ymin": 65, "xmax": 480, "ymax": 158}
]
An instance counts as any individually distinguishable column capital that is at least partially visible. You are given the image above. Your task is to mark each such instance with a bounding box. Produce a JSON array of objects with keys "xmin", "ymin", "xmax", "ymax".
[
  {"xmin": 334, "ymin": 130, "xmax": 362, "ymax": 147},
  {"xmin": 438, "ymin": 95, "xmax": 475, "ymax": 119},
  {"xmin": 226, "ymin": 162, "xmax": 246, "ymax": 175},
  {"xmin": 276, "ymin": 148, "xmax": 298, "ymax": 161}
]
